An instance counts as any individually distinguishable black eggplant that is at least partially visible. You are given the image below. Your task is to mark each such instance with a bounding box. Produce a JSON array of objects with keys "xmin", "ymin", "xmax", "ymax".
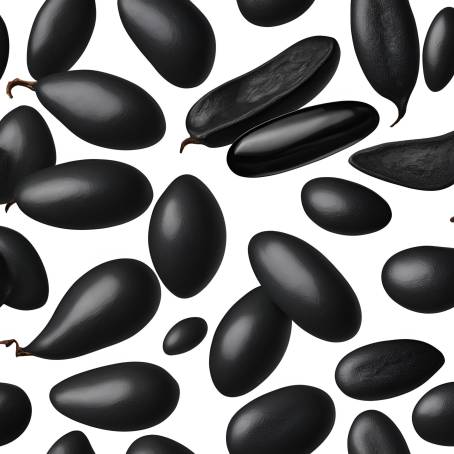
[
  {"xmin": 182, "ymin": 36, "xmax": 340, "ymax": 150},
  {"xmin": 227, "ymin": 101, "xmax": 379, "ymax": 177},
  {"xmin": 11, "ymin": 159, "xmax": 153, "ymax": 230},
  {"xmin": 50, "ymin": 362, "xmax": 179, "ymax": 431},
  {"xmin": 351, "ymin": 0, "xmax": 419, "ymax": 125},
  {"xmin": 118, "ymin": 0, "xmax": 215, "ymax": 88},
  {"xmin": 27, "ymin": 0, "xmax": 96, "ymax": 79},
  {"xmin": 163, "ymin": 317, "xmax": 208, "ymax": 355},
  {"xmin": 7, "ymin": 70, "xmax": 165, "ymax": 150},
  {"xmin": 48, "ymin": 431, "xmax": 95, "ymax": 454},
  {"xmin": 148, "ymin": 175, "xmax": 226, "ymax": 298},
  {"xmin": 127, "ymin": 435, "xmax": 194, "ymax": 454},
  {"xmin": 0, "ymin": 15, "xmax": 8, "ymax": 80}
]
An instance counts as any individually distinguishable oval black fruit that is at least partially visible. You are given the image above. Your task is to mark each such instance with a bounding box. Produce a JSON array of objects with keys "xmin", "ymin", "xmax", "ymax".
[
  {"xmin": 249, "ymin": 231, "xmax": 361, "ymax": 342},
  {"xmin": 183, "ymin": 36, "xmax": 340, "ymax": 149},
  {"xmin": 118, "ymin": 0, "xmax": 215, "ymax": 88},
  {"xmin": 227, "ymin": 385, "xmax": 335, "ymax": 454},
  {"xmin": 48, "ymin": 431, "xmax": 95, "ymax": 454},
  {"xmin": 127, "ymin": 435, "xmax": 194, "ymax": 454},
  {"xmin": 301, "ymin": 177, "xmax": 392, "ymax": 235},
  {"xmin": 163, "ymin": 317, "xmax": 208, "ymax": 355},
  {"xmin": 27, "ymin": 0, "xmax": 96, "ymax": 79},
  {"xmin": 228, "ymin": 101, "xmax": 379, "ymax": 177},
  {"xmin": 0, "ymin": 15, "xmax": 9, "ymax": 80},
  {"xmin": 50, "ymin": 362, "xmax": 179, "ymax": 431},
  {"xmin": 148, "ymin": 175, "xmax": 226, "ymax": 298},
  {"xmin": 210, "ymin": 287, "xmax": 291, "ymax": 397},
  {"xmin": 336, "ymin": 339, "xmax": 444, "ymax": 400}
]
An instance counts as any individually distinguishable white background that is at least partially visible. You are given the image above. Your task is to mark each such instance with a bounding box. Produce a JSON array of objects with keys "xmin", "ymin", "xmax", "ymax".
[{"xmin": 0, "ymin": 0, "xmax": 453, "ymax": 452}]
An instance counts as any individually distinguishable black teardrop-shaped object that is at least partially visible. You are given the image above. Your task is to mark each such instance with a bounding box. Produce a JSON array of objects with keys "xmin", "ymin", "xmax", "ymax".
[
  {"xmin": 13, "ymin": 159, "xmax": 153, "ymax": 230},
  {"xmin": 163, "ymin": 317, "xmax": 208, "ymax": 355},
  {"xmin": 148, "ymin": 175, "xmax": 226, "ymax": 298},
  {"xmin": 118, "ymin": 0, "xmax": 215, "ymax": 88},
  {"xmin": 48, "ymin": 431, "xmax": 95, "ymax": 454},
  {"xmin": 249, "ymin": 231, "xmax": 361, "ymax": 342},
  {"xmin": 50, "ymin": 362, "xmax": 179, "ymax": 431},
  {"xmin": 336, "ymin": 339, "xmax": 444, "ymax": 401},
  {"xmin": 209, "ymin": 287, "xmax": 291, "ymax": 397},
  {"xmin": 0, "ymin": 15, "xmax": 9, "ymax": 80},
  {"xmin": 127, "ymin": 435, "xmax": 194, "ymax": 454},
  {"xmin": 301, "ymin": 177, "xmax": 392, "ymax": 235},
  {"xmin": 227, "ymin": 385, "xmax": 335, "ymax": 454},
  {"xmin": 27, "ymin": 0, "xmax": 96, "ymax": 79}
]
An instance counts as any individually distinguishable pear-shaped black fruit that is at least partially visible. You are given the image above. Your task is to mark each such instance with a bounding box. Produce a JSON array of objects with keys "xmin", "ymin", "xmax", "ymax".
[
  {"xmin": 48, "ymin": 431, "xmax": 95, "ymax": 454},
  {"xmin": 0, "ymin": 15, "xmax": 9, "ymax": 80},
  {"xmin": 127, "ymin": 435, "xmax": 194, "ymax": 454}
]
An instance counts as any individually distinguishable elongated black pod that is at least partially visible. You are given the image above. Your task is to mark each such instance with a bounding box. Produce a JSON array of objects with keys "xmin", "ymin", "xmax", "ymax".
[
  {"xmin": 163, "ymin": 317, "xmax": 208, "ymax": 355},
  {"xmin": 118, "ymin": 0, "xmax": 215, "ymax": 88},
  {"xmin": 7, "ymin": 70, "xmax": 165, "ymax": 150},
  {"xmin": 27, "ymin": 0, "xmax": 96, "ymax": 79},
  {"xmin": 351, "ymin": 0, "xmax": 419, "ymax": 126},
  {"xmin": 48, "ymin": 431, "xmax": 95, "ymax": 454},
  {"xmin": 228, "ymin": 101, "xmax": 379, "ymax": 177},
  {"xmin": 182, "ymin": 36, "xmax": 340, "ymax": 149},
  {"xmin": 50, "ymin": 362, "xmax": 179, "ymax": 431},
  {"xmin": 0, "ymin": 15, "xmax": 9, "ymax": 80},
  {"xmin": 127, "ymin": 435, "xmax": 194, "ymax": 454}
]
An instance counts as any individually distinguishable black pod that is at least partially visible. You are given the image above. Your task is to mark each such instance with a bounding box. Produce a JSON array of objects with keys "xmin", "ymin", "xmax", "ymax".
[
  {"xmin": 127, "ymin": 435, "xmax": 194, "ymax": 454},
  {"xmin": 183, "ymin": 36, "xmax": 340, "ymax": 149},
  {"xmin": 163, "ymin": 317, "xmax": 208, "ymax": 355},
  {"xmin": 27, "ymin": 0, "xmax": 96, "ymax": 79},
  {"xmin": 48, "ymin": 431, "xmax": 95, "ymax": 454},
  {"xmin": 228, "ymin": 101, "xmax": 379, "ymax": 177},
  {"xmin": 118, "ymin": 0, "xmax": 215, "ymax": 88},
  {"xmin": 0, "ymin": 15, "xmax": 9, "ymax": 80},
  {"xmin": 50, "ymin": 362, "xmax": 179, "ymax": 431}
]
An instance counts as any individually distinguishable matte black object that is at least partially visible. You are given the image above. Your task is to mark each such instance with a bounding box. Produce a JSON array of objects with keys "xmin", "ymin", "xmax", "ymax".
[
  {"xmin": 301, "ymin": 177, "xmax": 391, "ymax": 235},
  {"xmin": 50, "ymin": 362, "xmax": 179, "ymax": 431},
  {"xmin": 148, "ymin": 175, "xmax": 226, "ymax": 298},
  {"xmin": 127, "ymin": 435, "xmax": 194, "ymax": 454},
  {"xmin": 336, "ymin": 339, "xmax": 444, "ymax": 401},
  {"xmin": 7, "ymin": 70, "xmax": 165, "ymax": 150},
  {"xmin": 351, "ymin": 0, "xmax": 419, "ymax": 125},
  {"xmin": 0, "ymin": 15, "xmax": 9, "ymax": 80},
  {"xmin": 348, "ymin": 410, "xmax": 410, "ymax": 454},
  {"xmin": 182, "ymin": 36, "xmax": 340, "ymax": 149},
  {"xmin": 249, "ymin": 231, "xmax": 361, "ymax": 342},
  {"xmin": 48, "ymin": 431, "xmax": 95, "ymax": 454},
  {"xmin": 210, "ymin": 287, "xmax": 291, "ymax": 397},
  {"xmin": 228, "ymin": 101, "xmax": 379, "ymax": 177},
  {"xmin": 12, "ymin": 159, "xmax": 153, "ymax": 230},
  {"xmin": 27, "ymin": 0, "xmax": 96, "ymax": 79},
  {"xmin": 118, "ymin": 0, "xmax": 215, "ymax": 88},
  {"xmin": 227, "ymin": 385, "xmax": 335, "ymax": 454},
  {"xmin": 163, "ymin": 317, "xmax": 208, "ymax": 355}
]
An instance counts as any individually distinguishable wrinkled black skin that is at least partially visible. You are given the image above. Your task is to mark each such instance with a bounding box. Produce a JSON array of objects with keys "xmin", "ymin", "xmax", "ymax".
[
  {"xmin": 118, "ymin": 0, "xmax": 215, "ymax": 88},
  {"xmin": 0, "ymin": 106, "xmax": 55, "ymax": 204},
  {"xmin": 14, "ymin": 159, "xmax": 153, "ymax": 230},
  {"xmin": 185, "ymin": 36, "xmax": 340, "ymax": 148},
  {"xmin": 0, "ymin": 15, "xmax": 9, "ymax": 80},
  {"xmin": 48, "ymin": 431, "xmax": 95, "ymax": 454},
  {"xmin": 228, "ymin": 101, "xmax": 379, "ymax": 177},
  {"xmin": 335, "ymin": 339, "xmax": 444, "ymax": 401},
  {"xmin": 149, "ymin": 175, "xmax": 226, "ymax": 298},
  {"xmin": 50, "ymin": 362, "xmax": 179, "ymax": 431},
  {"xmin": 127, "ymin": 435, "xmax": 194, "ymax": 454},
  {"xmin": 301, "ymin": 177, "xmax": 391, "ymax": 236},
  {"xmin": 163, "ymin": 317, "xmax": 208, "ymax": 355},
  {"xmin": 227, "ymin": 385, "xmax": 335, "ymax": 454},
  {"xmin": 210, "ymin": 287, "xmax": 291, "ymax": 397},
  {"xmin": 28, "ymin": 0, "xmax": 96, "ymax": 79},
  {"xmin": 249, "ymin": 231, "xmax": 361, "ymax": 342}
]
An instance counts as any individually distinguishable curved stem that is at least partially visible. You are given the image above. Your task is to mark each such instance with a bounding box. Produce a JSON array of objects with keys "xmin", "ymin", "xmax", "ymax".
[
  {"xmin": 6, "ymin": 78, "xmax": 37, "ymax": 99},
  {"xmin": 0, "ymin": 339, "xmax": 32, "ymax": 357},
  {"xmin": 180, "ymin": 137, "xmax": 201, "ymax": 153},
  {"xmin": 5, "ymin": 202, "xmax": 15, "ymax": 213}
]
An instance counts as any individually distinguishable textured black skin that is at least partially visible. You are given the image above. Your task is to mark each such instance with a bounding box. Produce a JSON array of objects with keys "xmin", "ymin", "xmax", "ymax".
[
  {"xmin": 27, "ymin": 0, "xmax": 96, "ymax": 79},
  {"xmin": 48, "ymin": 431, "xmax": 95, "ymax": 454},
  {"xmin": 163, "ymin": 317, "xmax": 208, "ymax": 355},
  {"xmin": 35, "ymin": 70, "xmax": 165, "ymax": 149},
  {"xmin": 14, "ymin": 159, "xmax": 153, "ymax": 230},
  {"xmin": 0, "ymin": 106, "xmax": 55, "ymax": 204},
  {"xmin": 148, "ymin": 175, "xmax": 226, "ymax": 298},
  {"xmin": 50, "ymin": 362, "xmax": 179, "ymax": 431},
  {"xmin": 351, "ymin": 0, "xmax": 419, "ymax": 125},
  {"xmin": 301, "ymin": 177, "xmax": 391, "ymax": 236},
  {"xmin": 185, "ymin": 36, "xmax": 340, "ymax": 148},
  {"xmin": 227, "ymin": 385, "xmax": 335, "ymax": 454},
  {"xmin": 249, "ymin": 231, "xmax": 361, "ymax": 342},
  {"xmin": 210, "ymin": 287, "xmax": 291, "ymax": 397},
  {"xmin": 127, "ymin": 435, "xmax": 194, "ymax": 454},
  {"xmin": 348, "ymin": 410, "xmax": 410, "ymax": 454},
  {"xmin": 0, "ymin": 15, "xmax": 9, "ymax": 80},
  {"xmin": 118, "ymin": 0, "xmax": 215, "ymax": 88},
  {"xmin": 228, "ymin": 101, "xmax": 379, "ymax": 177},
  {"xmin": 336, "ymin": 339, "xmax": 444, "ymax": 401}
]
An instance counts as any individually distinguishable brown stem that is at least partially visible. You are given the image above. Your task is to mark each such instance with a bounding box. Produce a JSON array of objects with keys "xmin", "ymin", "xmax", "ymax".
[
  {"xmin": 0, "ymin": 339, "xmax": 32, "ymax": 357},
  {"xmin": 5, "ymin": 202, "xmax": 15, "ymax": 213},
  {"xmin": 6, "ymin": 78, "xmax": 37, "ymax": 99},
  {"xmin": 180, "ymin": 137, "xmax": 200, "ymax": 153}
]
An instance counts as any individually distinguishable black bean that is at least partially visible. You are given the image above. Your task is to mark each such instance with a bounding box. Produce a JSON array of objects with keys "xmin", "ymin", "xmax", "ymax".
[
  {"xmin": 48, "ymin": 431, "xmax": 95, "ymax": 454},
  {"xmin": 0, "ymin": 15, "xmax": 9, "ymax": 80},
  {"xmin": 163, "ymin": 317, "xmax": 208, "ymax": 356},
  {"xmin": 127, "ymin": 435, "xmax": 194, "ymax": 454}
]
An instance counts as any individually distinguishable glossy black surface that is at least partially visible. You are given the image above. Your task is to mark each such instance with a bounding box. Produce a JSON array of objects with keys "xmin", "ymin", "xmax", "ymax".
[
  {"xmin": 0, "ymin": 15, "xmax": 9, "ymax": 80},
  {"xmin": 148, "ymin": 175, "xmax": 226, "ymax": 298},
  {"xmin": 210, "ymin": 287, "xmax": 291, "ymax": 397},
  {"xmin": 50, "ymin": 362, "xmax": 179, "ymax": 431},
  {"xmin": 351, "ymin": 0, "xmax": 419, "ymax": 125},
  {"xmin": 336, "ymin": 339, "xmax": 444, "ymax": 400},
  {"xmin": 48, "ymin": 431, "xmax": 95, "ymax": 454},
  {"xmin": 249, "ymin": 231, "xmax": 361, "ymax": 342},
  {"xmin": 118, "ymin": 0, "xmax": 215, "ymax": 88},
  {"xmin": 163, "ymin": 317, "xmax": 207, "ymax": 355},
  {"xmin": 228, "ymin": 101, "xmax": 379, "ymax": 177},
  {"xmin": 301, "ymin": 177, "xmax": 392, "ymax": 235},
  {"xmin": 227, "ymin": 385, "xmax": 335, "ymax": 454},
  {"xmin": 184, "ymin": 36, "xmax": 339, "ymax": 148},
  {"xmin": 127, "ymin": 435, "xmax": 194, "ymax": 454},
  {"xmin": 28, "ymin": 0, "xmax": 96, "ymax": 79},
  {"xmin": 14, "ymin": 159, "xmax": 153, "ymax": 230}
]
